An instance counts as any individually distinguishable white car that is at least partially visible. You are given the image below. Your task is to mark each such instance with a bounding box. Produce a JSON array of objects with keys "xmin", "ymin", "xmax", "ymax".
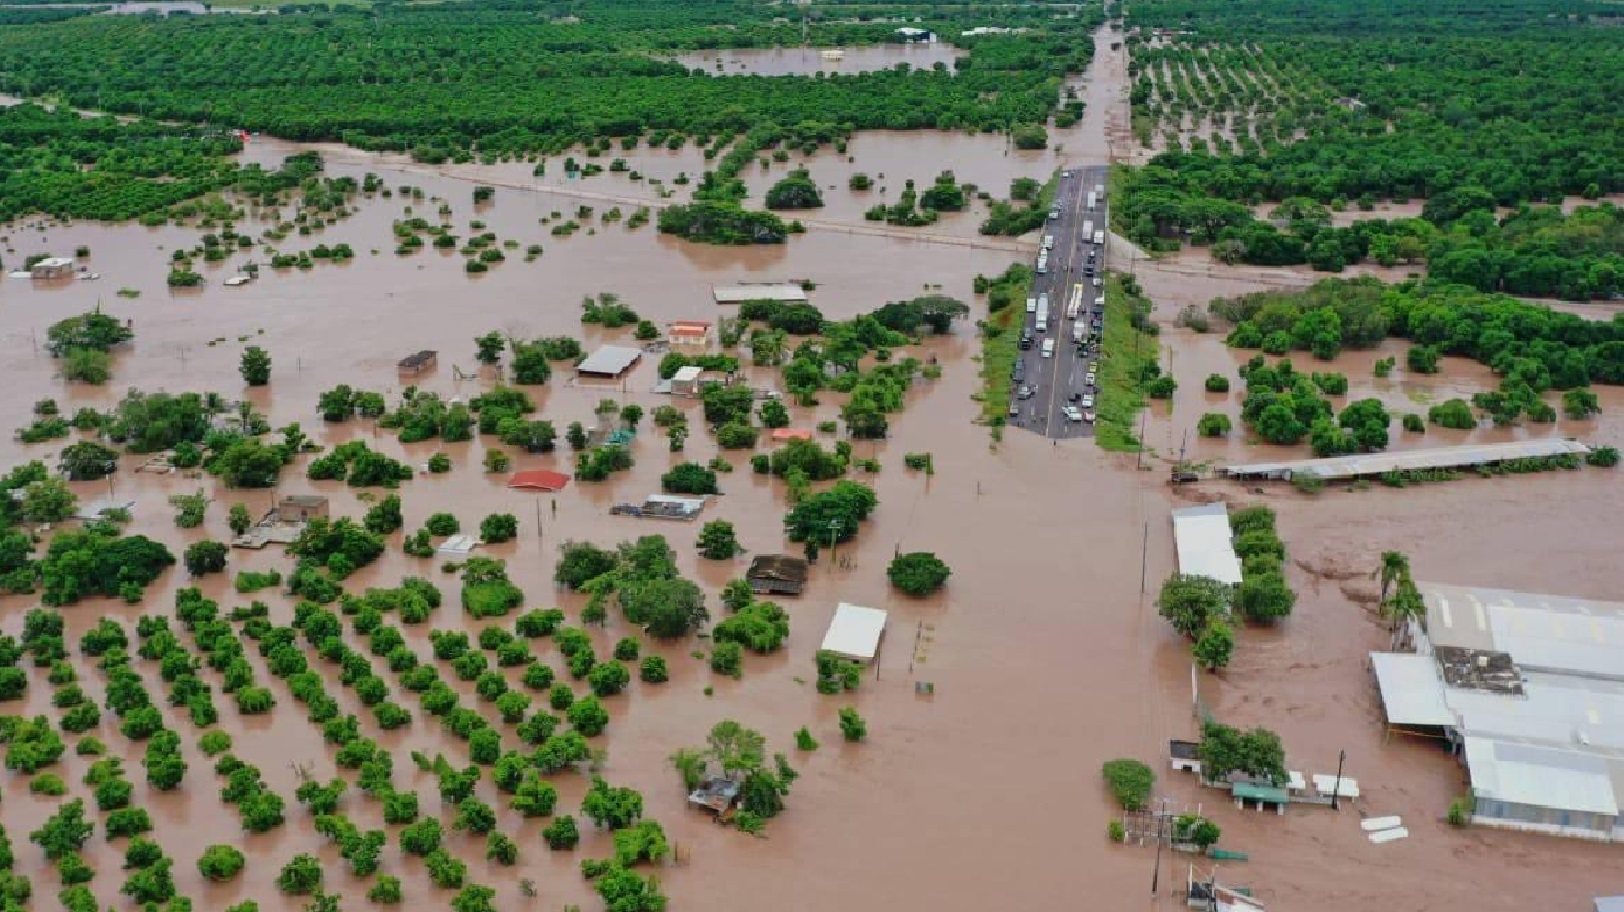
[
  {"xmin": 1083, "ymin": 410, "xmax": 1096, "ymax": 423},
  {"xmin": 1085, "ymin": 372, "xmax": 1097, "ymax": 386},
  {"xmin": 1092, "ymin": 276, "xmax": 1103, "ymax": 287},
  {"xmin": 1081, "ymin": 395, "xmax": 1096, "ymax": 409},
  {"xmin": 1062, "ymin": 406, "xmax": 1084, "ymax": 422}
]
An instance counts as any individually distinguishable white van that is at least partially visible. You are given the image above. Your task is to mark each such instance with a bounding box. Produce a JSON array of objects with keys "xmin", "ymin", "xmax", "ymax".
[
  {"xmin": 1042, "ymin": 234, "xmax": 1055, "ymax": 250},
  {"xmin": 1040, "ymin": 338, "xmax": 1055, "ymax": 359},
  {"xmin": 1092, "ymin": 230, "xmax": 1105, "ymax": 245},
  {"xmin": 1026, "ymin": 296, "xmax": 1038, "ymax": 314}
]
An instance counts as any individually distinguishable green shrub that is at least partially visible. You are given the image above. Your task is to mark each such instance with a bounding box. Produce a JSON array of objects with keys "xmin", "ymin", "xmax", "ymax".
[{"xmin": 1101, "ymin": 759, "xmax": 1154, "ymax": 810}]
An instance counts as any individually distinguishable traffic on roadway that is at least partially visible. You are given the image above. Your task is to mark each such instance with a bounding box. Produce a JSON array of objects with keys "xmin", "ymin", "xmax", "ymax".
[{"xmin": 1007, "ymin": 165, "xmax": 1109, "ymax": 440}]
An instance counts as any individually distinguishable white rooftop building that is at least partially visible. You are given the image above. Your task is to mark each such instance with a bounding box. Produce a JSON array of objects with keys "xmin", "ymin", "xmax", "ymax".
[
  {"xmin": 711, "ymin": 283, "xmax": 808, "ymax": 305},
  {"xmin": 821, "ymin": 603, "xmax": 887, "ymax": 663},
  {"xmin": 1169, "ymin": 503, "xmax": 1243, "ymax": 586},
  {"xmin": 1371, "ymin": 582, "xmax": 1624, "ymax": 842}
]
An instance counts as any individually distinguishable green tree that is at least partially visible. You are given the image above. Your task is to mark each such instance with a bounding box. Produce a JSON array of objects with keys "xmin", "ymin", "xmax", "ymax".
[
  {"xmin": 480, "ymin": 513, "xmax": 518, "ymax": 543},
  {"xmin": 30, "ymin": 798, "xmax": 92, "ymax": 859},
  {"xmin": 59, "ymin": 441, "xmax": 119, "ymax": 481},
  {"xmin": 1193, "ymin": 619, "xmax": 1235, "ymax": 671},
  {"xmin": 1101, "ymin": 759, "xmax": 1154, "ymax": 810},
  {"xmin": 838, "ymin": 707, "xmax": 866, "ymax": 742},
  {"xmin": 1198, "ymin": 721, "xmax": 1286, "ymax": 785},
  {"xmin": 228, "ymin": 503, "xmax": 253, "ymax": 536},
  {"xmin": 21, "ymin": 477, "xmax": 76, "ymax": 524},
  {"xmin": 1156, "ymin": 574, "xmax": 1231, "ymax": 639},
  {"xmin": 474, "ymin": 331, "xmax": 505, "ymax": 365},
  {"xmin": 198, "ymin": 844, "xmax": 245, "ymax": 881},
  {"xmin": 886, "ymin": 552, "xmax": 950, "ymax": 595},
  {"xmin": 697, "ymin": 520, "xmax": 741, "ymax": 560},
  {"xmin": 183, "ymin": 540, "xmax": 229, "ymax": 577},
  {"xmin": 240, "ymin": 346, "xmax": 271, "ymax": 386},
  {"xmin": 1197, "ymin": 413, "xmax": 1232, "ymax": 437},
  {"xmin": 1236, "ymin": 573, "xmax": 1296, "ymax": 621}
]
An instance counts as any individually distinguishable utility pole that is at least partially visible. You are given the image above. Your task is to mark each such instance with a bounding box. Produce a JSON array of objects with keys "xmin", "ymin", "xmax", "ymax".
[
  {"xmin": 827, "ymin": 518, "xmax": 840, "ymax": 574},
  {"xmin": 1331, "ymin": 749, "xmax": 1346, "ymax": 810},
  {"xmin": 1150, "ymin": 797, "xmax": 1169, "ymax": 896}
]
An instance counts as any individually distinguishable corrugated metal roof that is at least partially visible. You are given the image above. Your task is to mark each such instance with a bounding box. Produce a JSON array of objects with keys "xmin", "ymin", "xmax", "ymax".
[
  {"xmin": 1170, "ymin": 503, "xmax": 1243, "ymax": 586},
  {"xmin": 1225, "ymin": 439, "xmax": 1589, "ymax": 480},
  {"xmin": 1465, "ymin": 735, "xmax": 1619, "ymax": 815},
  {"xmin": 1422, "ymin": 582, "xmax": 1624, "ymax": 681},
  {"xmin": 1370, "ymin": 652, "xmax": 1456, "ymax": 727},
  {"xmin": 576, "ymin": 346, "xmax": 643, "ymax": 376},
  {"xmin": 712, "ymin": 283, "xmax": 808, "ymax": 304}
]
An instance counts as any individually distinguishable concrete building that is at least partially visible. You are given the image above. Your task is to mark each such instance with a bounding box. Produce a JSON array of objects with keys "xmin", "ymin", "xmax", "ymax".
[
  {"xmin": 746, "ymin": 554, "xmax": 809, "ymax": 596},
  {"xmin": 1170, "ymin": 503, "xmax": 1243, "ymax": 586},
  {"xmin": 275, "ymin": 494, "xmax": 330, "ymax": 523},
  {"xmin": 30, "ymin": 257, "xmax": 76, "ymax": 279},
  {"xmin": 1370, "ymin": 582, "xmax": 1624, "ymax": 841},
  {"xmin": 670, "ymin": 365, "xmax": 705, "ymax": 398}
]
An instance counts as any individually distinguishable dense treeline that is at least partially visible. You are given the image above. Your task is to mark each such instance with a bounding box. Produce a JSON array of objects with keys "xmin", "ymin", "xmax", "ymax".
[
  {"xmin": 0, "ymin": 0, "xmax": 1098, "ymax": 160},
  {"xmin": 1117, "ymin": 0, "xmax": 1624, "ymax": 295},
  {"xmin": 1215, "ymin": 278, "xmax": 1624, "ymax": 428}
]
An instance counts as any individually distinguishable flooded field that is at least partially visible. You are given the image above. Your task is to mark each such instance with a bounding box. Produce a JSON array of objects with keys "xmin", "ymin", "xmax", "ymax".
[
  {"xmin": 0, "ymin": 20, "xmax": 1621, "ymax": 912},
  {"xmin": 662, "ymin": 44, "xmax": 964, "ymax": 77}
]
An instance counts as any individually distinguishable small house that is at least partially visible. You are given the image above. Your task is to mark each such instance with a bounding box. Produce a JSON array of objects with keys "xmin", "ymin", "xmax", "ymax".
[
  {"xmin": 895, "ymin": 26, "xmax": 935, "ymax": 42},
  {"xmin": 398, "ymin": 350, "xmax": 438, "ymax": 374},
  {"xmin": 30, "ymin": 257, "xmax": 76, "ymax": 279},
  {"xmin": 74, "ymin": 498, "xmax": 136, "ymax": 522},
  {"xmin": 670, "ymin": 365, "xmax": 705, "ymax": 398},
  {"xmin": 667, "ymin": 321, "xmax": 711, "ymax": 346},
  {"xmin": 437, "ymin": 535, "xmax": 478, "ymax": 558},
  {"xmin": 275, "ymin": 494, "xmax": 329, "ymax": 523},
  {"xmin": 508, "ymin": 470, "xmax": 570, "ymax": 492},
  {"xmin": 1170, "ymin": 740, "xmax": 1201, "ymax": 775},
  {"xmin": 747, "ymin": 554, "xmax": 809, "ymax": 596},
  {"xmin": 611, "ymin": 494, "xmax": 706, "ymax": 521},
  {"xmin": 687, "ymin": 773, "xmax": 743, "ymax": 820}
]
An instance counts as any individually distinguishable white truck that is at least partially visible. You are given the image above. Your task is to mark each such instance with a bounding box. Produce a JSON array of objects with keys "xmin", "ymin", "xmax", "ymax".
[
  {"xmin": 1035, "ymin": 294, "xmax": 1050, "ymax": 333},
  {"xmin": 1040, "ymin": 338, "xmax": 1055, "ymax": 359},
  {"xmin": 1042, "ymin": 234, "xmax": 1055, "ymax": 250},
  {"xmin": 1026, "ymin": 296, "xmax": 1038, "ymax": 314},
  {"xmin": 1092, "ymin": 230, "xmax": 1105, "ymax": 245},
  {"xmin": 1066, "ymin": 283, "xmax": 1083, "ymax": 319},
  {"xmin": 1081, "ymin": 219, "xmax": 1095, "ymax": 242},
  {"xmin": 1071, "ymin": 323, "xmax": 1086, "ymax": 343},
  {"xmin": 1085, "ymin": 191, "xmax": 1097, "ymax": 210},
  {"xmin": 1036, "ymin": 251, "xmax": 1048, "ymax": 275}
]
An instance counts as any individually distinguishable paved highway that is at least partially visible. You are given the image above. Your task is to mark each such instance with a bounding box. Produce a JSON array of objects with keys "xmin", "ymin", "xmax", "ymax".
[{"xmin": 1007, "ymin": 165, "xmax": 1109, "ymax": 440}]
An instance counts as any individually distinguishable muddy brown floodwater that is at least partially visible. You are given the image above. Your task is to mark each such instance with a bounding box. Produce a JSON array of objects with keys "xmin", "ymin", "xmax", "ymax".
[{"xmin": 1, "ymin": 21, "xmax": 1621, "ymax": 912}]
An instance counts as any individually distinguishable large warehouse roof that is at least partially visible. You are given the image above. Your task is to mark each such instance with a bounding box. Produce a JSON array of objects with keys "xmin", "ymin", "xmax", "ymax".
[
  {"xmin": 1225, "ymin": 439, "xmax": 1590, "ymax": 481},
  {"xmin": 1463, "ymin": 736, "xmax": 1619, "ymax": 816},
  {"xmin": 821, "ymin": 603, "xmax": 887, "ymax": 662},
  {"xmin": 1421, "ymin": 582, "xmax": 1624, "ymax": 682},
  {"xmin": 1170, "ymin": 503, "xmax": 1243, "ymax": 586},
  {"xmin": 712, "ymin": 283, "xmax": 808, "ymax": 304}
]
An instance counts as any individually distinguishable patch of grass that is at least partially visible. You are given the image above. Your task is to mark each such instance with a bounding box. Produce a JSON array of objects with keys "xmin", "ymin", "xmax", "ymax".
[
  {"xmin": 977, "ymin": 305, "xmax": 1020, "ymax": 433},
  {"xmin": 1094, "ymin": 273, "xmax": 1158, "ymax": 452}
]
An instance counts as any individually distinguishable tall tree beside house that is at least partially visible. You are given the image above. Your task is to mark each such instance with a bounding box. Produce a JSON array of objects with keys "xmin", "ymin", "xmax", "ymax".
[{"xmin": 240, "ymin": 346, "xmax": 271, "ymax": 386}]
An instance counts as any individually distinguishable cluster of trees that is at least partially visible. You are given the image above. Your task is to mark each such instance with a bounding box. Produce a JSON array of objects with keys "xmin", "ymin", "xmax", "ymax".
[
  {"xmin": 1156, "ymin": 506, "xmax": 1295, "ymax": 670},
  {"xmin": 555, "ymin": 536, "xmax": 709, "ymax": 637},
  {"xmin": 1117, "ymin": 0, "xmax": 1621, "ymax": 291},
  {"xmin": 670, "ymin": 720, "xmax": 798, "ymax": 834},
  {"xmin": 1222, "ymin": 277, "xmax": 1624, "ymax": 429},
  {"xmin": 864, "ymin": 173, "xmax": 965, "ymax": 226}
]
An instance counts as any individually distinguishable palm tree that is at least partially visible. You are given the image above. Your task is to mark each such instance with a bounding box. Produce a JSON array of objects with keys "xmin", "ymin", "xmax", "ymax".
[
  {"xmin": 1374, "ymin": 551, "xmax": 1410, "ymax": 609},
  {"xmin": 1387, "ymin": 577, "xmax": 1427, "ymax": 650}
]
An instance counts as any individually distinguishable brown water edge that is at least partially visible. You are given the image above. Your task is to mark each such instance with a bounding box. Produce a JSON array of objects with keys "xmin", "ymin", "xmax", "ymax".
[{"xmin": 0, "ymin": 22, "xmax": 1618, "ymax": 912}]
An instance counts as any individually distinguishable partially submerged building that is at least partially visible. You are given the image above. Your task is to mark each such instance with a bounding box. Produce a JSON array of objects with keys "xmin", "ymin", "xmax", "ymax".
[
  {"xmin": 576, "ymin": 346, "xmax": 643, "ymax": 380},
  {"xmin": 1370, "ymin": 582, "xmax": 1624, "ymax": 841},
  {"xmin": 821, "ymin": 603, "xmax": 887, "ymax": 663},
  {"xmin": 508, "ymin": 470, "xmax": 571, "ymax": 492},
  {"xmin": 233, "ymin": 495, "xmax": 328, "ymax": 549},
  {"xmin": 667, "ymin": 321, "xmax": 711, "ymax": 346},
  {"xmin": 610, "ymin": 494, "xmax": 706, "ymax": 521},
  {"xmin": 275, "ymin": 494, "xmax": 330, "ymax": 523},
  {"xmin": 398, "ymin": 350, "xmax": 438, "ymax": 375},
  {"xmin": 1169, "ymin": 503, "xmax": 1243, "ymax": 586},
  {"xmin": 29, "ymin": 257, "xmax": 76, "ymax": 279},
  {"xmin": 687, "ymin": 772, "xmax": 742, "ymax": 820},
  {"xmin": 746, "ymin": 554, "xmax": 809, "ymax": 596},
  {"xmin": 437, "ymin": 535, "xmax": 479, "ymax": 558}
]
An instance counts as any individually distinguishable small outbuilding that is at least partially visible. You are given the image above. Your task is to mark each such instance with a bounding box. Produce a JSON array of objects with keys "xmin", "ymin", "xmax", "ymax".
[
  {"xmin": 746, "ymin": 554, "xmax": 809, "ymax": 596},
  {"xmin": 667, "ymin": 321, "xmax": 711, "ymax": 346},
  {"xmin": 610, "ymin": 494, "xmax": 706, "ymax": 520},
  {"xmin": 576, "ymin": 345, "xmax": 643, "ymax": 379},
  {"xmin": 1170, "ymin": 739, "xmax": 1202, "ymax": 774},
  {"xmin": 398, "ymin": 350, "xmax": 438, "ymax": 374},
  {"xmin": 820, "ymin": 602, "xmax": 887, "ymax": 663},
  {"xmin": 508, "ymin": 470, "xmax": 571, "ymax": 492},
  {"xmin": 670, "ymin": 365, "xmax": 706, "ymax": 398}
]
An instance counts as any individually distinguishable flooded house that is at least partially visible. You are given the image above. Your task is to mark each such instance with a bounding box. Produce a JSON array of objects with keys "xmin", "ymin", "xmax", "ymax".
[
  {"xmin": 398, "ymin": 350, "xmax": 438, "ymax": 375},
  {"xmin": 746, "ymin": 554, "xmax": 809, "ymax": 596},
  {"xmin": 576, "ymin": 345, "xmax": 643, "ymax": 380},
  {"xmin": 666, "ymin": 321, "xmax": 711, "ymax": 346}
]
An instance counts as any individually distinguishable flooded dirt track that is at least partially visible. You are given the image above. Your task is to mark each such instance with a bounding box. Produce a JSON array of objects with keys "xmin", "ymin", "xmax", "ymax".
[{"xmin": 0, "ymin": 19, "xmax": 1621, "ymax": 912}]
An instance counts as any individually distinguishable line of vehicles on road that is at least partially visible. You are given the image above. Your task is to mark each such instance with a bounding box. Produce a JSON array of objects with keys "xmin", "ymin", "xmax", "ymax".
[{"xmin": 1011, "ymin": 172, "xmax": 1107, "ymax": 429}]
